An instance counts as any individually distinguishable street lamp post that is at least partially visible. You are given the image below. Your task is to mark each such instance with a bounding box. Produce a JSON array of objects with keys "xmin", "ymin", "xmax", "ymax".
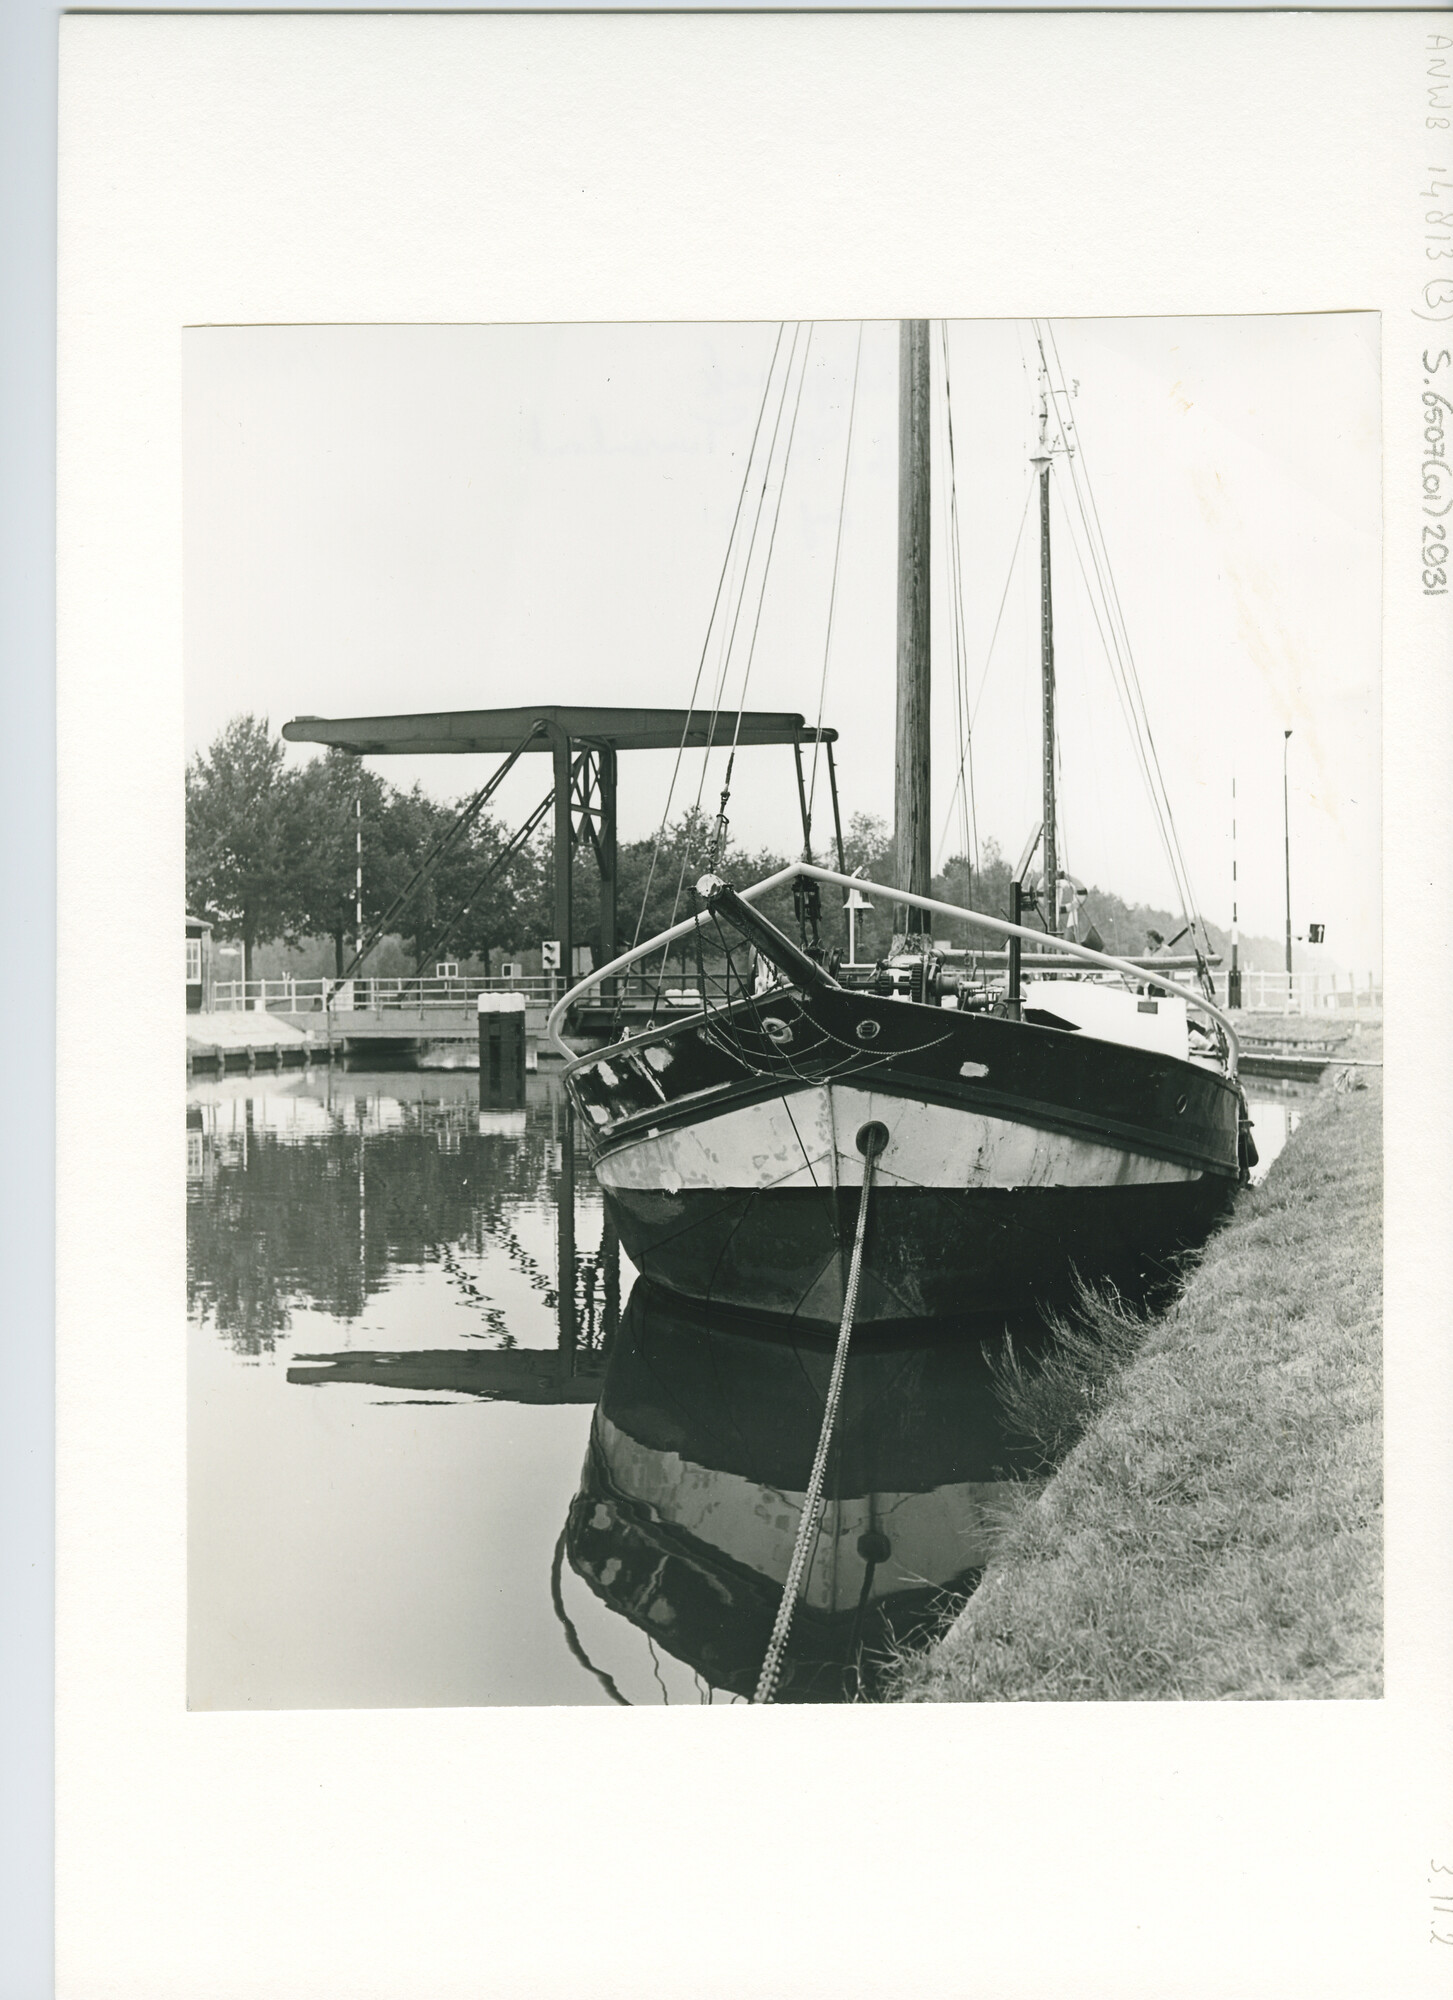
[
  {"xmin": 1283, "ymin": 728, "xmax": 1293, "ymax": 993},
  {"xmin": 1228, "ymin": 771, "xmax": 1241, "ymax": 1010}
]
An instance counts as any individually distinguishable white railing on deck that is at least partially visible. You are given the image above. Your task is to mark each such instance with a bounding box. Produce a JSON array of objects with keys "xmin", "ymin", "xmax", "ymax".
[{"xmin": 548, "ymin": 862, "xmax": 1248, "ymax": 1073}]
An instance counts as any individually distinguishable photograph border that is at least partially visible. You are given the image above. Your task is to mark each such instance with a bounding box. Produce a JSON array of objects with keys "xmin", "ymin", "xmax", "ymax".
[{"xmin": 49, "ymin": 11, "xmax": 1451, "ymax": 1996}]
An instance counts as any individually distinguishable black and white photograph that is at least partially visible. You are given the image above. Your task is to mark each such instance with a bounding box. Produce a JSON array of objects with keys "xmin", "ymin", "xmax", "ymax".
[
  {"xmin": 47, "ymin": 12, "xmax": 1450, "ymax": 1997},
  {"xmin": 183, "ymin": 313, "xmax": 1381, "ymax": 1709}
]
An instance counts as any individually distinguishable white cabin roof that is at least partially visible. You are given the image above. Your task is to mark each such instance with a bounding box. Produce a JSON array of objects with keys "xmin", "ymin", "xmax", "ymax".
[{"xmin": 1021, "ymin": 978, "xmax": 1189, "ymax": 1061}]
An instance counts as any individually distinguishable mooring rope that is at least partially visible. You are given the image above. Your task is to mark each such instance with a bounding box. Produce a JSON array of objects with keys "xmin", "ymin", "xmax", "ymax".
[{"xmin": 752, "ymin": 1121, "xmax": 886, "ymax": 1705}]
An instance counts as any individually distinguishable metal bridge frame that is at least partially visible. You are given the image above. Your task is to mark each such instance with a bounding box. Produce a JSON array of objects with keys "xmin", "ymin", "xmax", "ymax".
[
  {"xmin": 281, "ymin": 705, "xmax": 836, "ymax": 987},
  {"xmin": 557, "ymin": 732, "xmax": 617, "ymax": 981}
]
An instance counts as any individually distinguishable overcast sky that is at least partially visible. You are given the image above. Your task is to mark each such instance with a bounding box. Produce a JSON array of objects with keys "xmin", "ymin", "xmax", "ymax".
[{"xmin": 185, "ymin": 315, "xmax": 1381, "ymax": 970}]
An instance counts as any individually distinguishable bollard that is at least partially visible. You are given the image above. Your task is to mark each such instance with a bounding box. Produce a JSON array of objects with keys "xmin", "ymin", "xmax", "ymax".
[{"xmin": 478, "ymin": 992, "xmax": 527, "ymax": 1107}]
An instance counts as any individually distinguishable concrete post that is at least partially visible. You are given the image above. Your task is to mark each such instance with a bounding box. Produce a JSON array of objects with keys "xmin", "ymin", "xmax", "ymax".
[{"xmin": 478, "ymin": 992, "xmax": 527, "ymax": 1107}]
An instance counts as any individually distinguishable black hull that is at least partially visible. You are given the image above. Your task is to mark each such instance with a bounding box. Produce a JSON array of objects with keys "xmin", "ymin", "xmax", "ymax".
[
  {"xmin": 566, "ymin": 981, "xmax": 1242, "ymax": 1327},
  {"xmin": 604, "ymin": 1177, "xmax": 1232, "ymax": 1327}
]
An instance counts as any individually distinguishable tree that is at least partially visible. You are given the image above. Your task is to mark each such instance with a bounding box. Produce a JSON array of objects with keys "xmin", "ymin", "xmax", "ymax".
[
  {"xmin": 612, "ymin": 807, "xmax": 722, "ymax": 949},
  {"xmin": 289, "ymin": 751, "xmax": 427, "ymax": 975},
  {"xmin": 186, "ymin": 716, "xmax": 303, "ymax": 985},
  {"xmin": 409, "ymin": 795, "xmax": 550, "ymax": 973},
  {"xmin": 445, "ymin": 819, "xmax": 552, "ymax": 968}
]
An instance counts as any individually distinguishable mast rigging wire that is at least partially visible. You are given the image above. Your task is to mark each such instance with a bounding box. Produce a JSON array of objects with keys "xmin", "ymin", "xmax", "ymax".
[
  {"xmin": 414, "ymin": 787, "xmax": 554, "ymax": 969},
  {"xmin": 627, "ymin": 323, "xmax": 787, "ymax": 954},
  {"xmin": 1033, "ymin": 320, "xmax": 1205, "ymax": 940},
  {"xmin": 1041, "ymin": 321, "xmax": 1204, "ymax": 934},
  {"xmin": 333, "ymin": 722, "xmax": 541, "ymax": 991},
  {"xmin": 804, "ymin": 322, "xmax": 865, "ymax": 852},
  {"xmin": 938, "ymin": 327, "xmax": 969, "ymax": 871},
  {"xmin": 938, "ymin": 320, "xmax": 980, "ymax": 878},
  {"xmin": 936, "ymin": 476, "xmax": 1034, "ymax": 867},
  {"xmin": 1051, "ymin": 459, "xmax": 1187, "ymax": 924},
  {"xmin": 698, "ymin": 322, "xmax": 806, "ymax": 763},
  {"xmin": 645, "ymin": 324, "xmax": 812, "ymax": 1007},
  {"xmin": 709, "ymin": 321, "xmax": 816, "ymax": 860}
]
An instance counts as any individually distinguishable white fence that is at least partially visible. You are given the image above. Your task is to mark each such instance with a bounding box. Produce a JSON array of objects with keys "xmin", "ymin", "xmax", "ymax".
[
  {"xmin": 210, "ymin": 965, "xmax": 1382, "ymax": 1018},
  {"xmin": 210, "ymin": 972, "xmax": 732, "ymax": 1013},
  {"xmin": 1212, "ymin": 969, "xmax": 1382, "ymax": 1017},
  {"xmin": 212, "ymin": 975, "xmax": 548, "ymax": 1012}
]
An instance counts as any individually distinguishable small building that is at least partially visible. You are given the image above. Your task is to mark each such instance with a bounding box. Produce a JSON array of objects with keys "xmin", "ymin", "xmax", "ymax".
[{"xmin": 186, "ymin": 914, "xmax": 213, "ymax": 1013}]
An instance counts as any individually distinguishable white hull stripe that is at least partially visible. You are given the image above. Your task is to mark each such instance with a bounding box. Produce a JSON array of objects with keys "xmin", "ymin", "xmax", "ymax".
[
  {"xmin": 595, "ymin": 1082, "xmax": 1200, "ymax": 1195},
  {"xmin": 596, "ymin": 1415, "xmax": 1006, "ymax": 1603}
]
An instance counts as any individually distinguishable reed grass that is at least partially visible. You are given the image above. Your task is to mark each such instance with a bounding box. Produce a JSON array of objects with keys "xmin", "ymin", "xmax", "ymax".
[{"xmin": 891, "ymin": 1048, "xmax": 1383, "ymax": 1702}]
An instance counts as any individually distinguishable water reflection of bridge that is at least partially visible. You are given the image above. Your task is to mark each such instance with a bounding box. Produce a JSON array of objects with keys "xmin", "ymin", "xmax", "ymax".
[
  {"xmin": 286, "ymin": 1122, "xmax": 620, "ymax": 1405},
  {"xmin": 287, "ymin": 1346, "xmax": 606, "ymax": 1403},
  {"xmin": 284, "ymin": 1083, "xmax": 619, "ymax": 1402},
  {"xmin": 187, "ymin": 1068, "xmax": 619, "ymax": 1367}
]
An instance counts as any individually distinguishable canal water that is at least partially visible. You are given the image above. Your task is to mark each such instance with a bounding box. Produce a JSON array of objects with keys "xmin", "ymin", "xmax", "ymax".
[{"xmin": 187, "ymin": 1067, "xmax": 1303, "ymax": 1709}]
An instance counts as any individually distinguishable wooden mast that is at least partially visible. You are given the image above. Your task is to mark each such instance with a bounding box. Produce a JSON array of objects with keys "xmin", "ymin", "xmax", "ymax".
[
  {"xmin": 894, "ymin": 319, "xmax": 932, "ymax": 913},
  {"xmin": 1033, "ymin": 388, "xmax": 1058, "ymax": 935}
]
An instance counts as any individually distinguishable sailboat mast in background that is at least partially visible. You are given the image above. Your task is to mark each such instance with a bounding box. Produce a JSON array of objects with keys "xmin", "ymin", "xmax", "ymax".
[
  {"xmin": 894, "ymin": 319, "xmax": 932, "ymax": 910},
  {"xmin": 1031, "ymin": 384, "xmax": 1058, "ymax": 936}
]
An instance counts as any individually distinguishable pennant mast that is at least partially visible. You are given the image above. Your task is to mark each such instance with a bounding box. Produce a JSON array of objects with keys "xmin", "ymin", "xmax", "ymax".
[{"xmin": 1031, "ymin": 381, "xmax": 1058, "ymax": 935}]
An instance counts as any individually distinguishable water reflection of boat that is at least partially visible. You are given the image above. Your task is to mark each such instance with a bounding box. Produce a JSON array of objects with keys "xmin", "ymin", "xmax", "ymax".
[{"xmin": 564, "ymin": 1279, "xmax": 1022, "ymax": 1701}]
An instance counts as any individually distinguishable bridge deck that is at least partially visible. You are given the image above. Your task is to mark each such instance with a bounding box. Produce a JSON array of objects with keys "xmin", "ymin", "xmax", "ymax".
[{"xmin": 258, "ymin": 1002, "xmax": 695, "ymax": 1056}]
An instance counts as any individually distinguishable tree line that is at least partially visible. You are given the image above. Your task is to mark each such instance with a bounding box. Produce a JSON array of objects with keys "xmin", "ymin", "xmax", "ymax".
[
  {"xmin": 187, "ymin": 713, "xmax": 1264, "ymax": 984},
  {"xmin": 186, "ymin": 716, "xmax": 551, "ymax": 981}
]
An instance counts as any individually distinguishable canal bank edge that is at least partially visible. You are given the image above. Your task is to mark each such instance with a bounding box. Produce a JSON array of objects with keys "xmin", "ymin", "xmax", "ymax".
[{"xmin": 893, "ymin": 1043, "xmax": 1383, "ymax": 1703}]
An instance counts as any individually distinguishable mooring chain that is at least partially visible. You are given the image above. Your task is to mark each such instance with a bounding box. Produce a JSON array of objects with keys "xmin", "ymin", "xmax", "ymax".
[{"xmin": 752, "ymin": 1120, "xmax": 887, "ymax": 1705}]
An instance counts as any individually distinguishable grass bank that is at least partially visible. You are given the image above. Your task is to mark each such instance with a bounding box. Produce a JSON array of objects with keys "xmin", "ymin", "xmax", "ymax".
[{"xmin": 894, "ymin": 1049, "xmax": 1383, "ymax": 1702}]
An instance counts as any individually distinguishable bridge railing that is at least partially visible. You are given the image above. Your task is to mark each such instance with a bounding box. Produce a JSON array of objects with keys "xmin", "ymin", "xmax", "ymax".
[
  {"xmin": 210, "ymin": 966, "xmax": 1383, "ymax": 1021},
  {"xmin": 212, "ymin": 976, "xmax": 550, "ymax": 1012},
  {"xmin": 209, "ymin": 971, "xmax": 739, "ymax": 1013},
  {"xmin": 1211, "ymin": 970, "xmax": 1383, "ymax": 1018}
]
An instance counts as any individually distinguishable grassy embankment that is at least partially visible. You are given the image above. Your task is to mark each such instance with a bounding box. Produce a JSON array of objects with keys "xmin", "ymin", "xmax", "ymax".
[{"xmin": 894, "ymin": 1042, "xmax": 1383, "ymax": 1702}]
